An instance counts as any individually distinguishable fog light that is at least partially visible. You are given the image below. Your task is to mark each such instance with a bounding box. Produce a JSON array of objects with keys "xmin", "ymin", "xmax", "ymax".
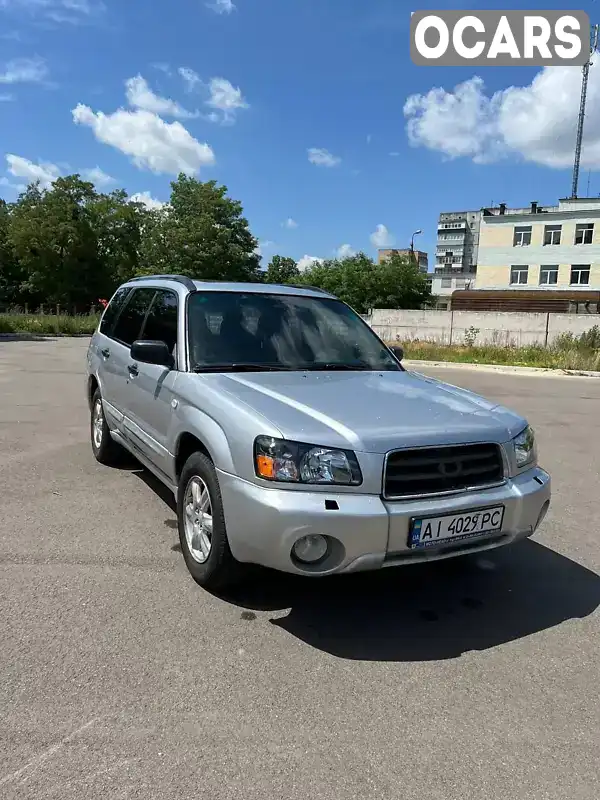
[{"xmin": 292, "ymin": 534, "xmax": 328, "ymax": 564}]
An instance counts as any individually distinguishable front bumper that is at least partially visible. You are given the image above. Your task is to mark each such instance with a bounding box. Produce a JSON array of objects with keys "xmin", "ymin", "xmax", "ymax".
[{"xmin": 218, "ymin": 466, "xmax": 551, "ymax": 576}]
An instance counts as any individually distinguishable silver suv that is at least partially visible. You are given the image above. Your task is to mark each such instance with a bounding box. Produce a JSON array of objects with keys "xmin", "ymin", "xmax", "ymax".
[{"xmin": 86, "ymin": 275, "xmax": 551, "ymax": 589}]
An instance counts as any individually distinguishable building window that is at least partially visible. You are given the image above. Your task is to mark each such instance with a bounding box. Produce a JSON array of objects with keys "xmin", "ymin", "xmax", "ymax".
[
  {"xmin": 539, "ymin": 266, "xmax": 558, "ymax": 285},
  {"xmin": 575, "ymin": 223, "xmax": 594, "ymax": 245},
  {"xmin": 543, "ymin": 225, "xmax": 561, "ymax": 245},
  {"xmin": 441, "ymin": 277, "xmax": 452, "ymax": 288},
  {"xmin": 513, "ymin": 226, "xmax": 532, "ymax": 246},
  {"xmin": 510, "ymin": 265, "xmax": 529, "ymax": 285},
  {"xmin": 570, "ymin": 265, "xmax": 591, "ymax": 285}
]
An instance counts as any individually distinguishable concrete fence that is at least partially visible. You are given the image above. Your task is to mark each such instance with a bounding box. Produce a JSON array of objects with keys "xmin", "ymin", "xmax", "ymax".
[{"xmin": 366, "ymin": 309, "xmax": 600, "ymax": 347}]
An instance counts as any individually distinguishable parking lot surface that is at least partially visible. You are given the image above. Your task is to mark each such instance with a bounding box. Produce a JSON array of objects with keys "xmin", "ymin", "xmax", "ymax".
[{"xmin": 1, "ymin": 337, "xmax": 599, "ymax": 800}]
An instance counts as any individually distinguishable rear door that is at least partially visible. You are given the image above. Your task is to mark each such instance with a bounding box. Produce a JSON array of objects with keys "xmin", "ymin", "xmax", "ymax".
[
  {"xmin": 122, "ymin": 289, "xmax": 180, "ymax": 478},
  {"xmin": 103, "ymin": 287, "xmax": 157, "ymax": 430},
  {"xmin": 92, "ymin": 286, "xmax": 132, "ymax": 431}
]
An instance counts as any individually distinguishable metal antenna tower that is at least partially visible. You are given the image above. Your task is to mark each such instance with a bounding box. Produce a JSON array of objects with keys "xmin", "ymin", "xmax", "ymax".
[{"xmin": 571, "ymin": 24, "xmax": 599, "ymax": 199}]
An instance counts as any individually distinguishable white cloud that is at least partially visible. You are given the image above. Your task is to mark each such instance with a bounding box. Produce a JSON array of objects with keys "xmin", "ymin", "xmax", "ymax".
[
  {"xmin": 6, "ymin": 154, "xmax": 60, "ymax": 188},
  {"xmin": 308, "ymin": 147, "xmax": 341, "ymax": 167},
  {"xmin": 0, "ymin": 93, "xmax": 13, "ymax": 101},
  {"xmin": 208, "ymin": 0, "xmax": 235, "ymax": 14},
  {"xmin": 0, "ymin": 56, "xmax": 48, "ymax": 84},
  {"xmin": 297, "ymin": 255, "xmax": 324, "ymax": 272},
  {"xmin": 370, "ymin": 224, "xmax": 394, "ymax": 248},
  {"xmin": 72, "ymin": 104, "xmax": 215, "ymax": 176},
  {"xmin": 176, "ymin": 69, "xmax": 248, "ymax": 124},
  {"xmin": 153, "ymin": 62, "xmax": 172, "ymax": 76},
  {"xmin": 1, "ymin": 0, "xmax": 105, "ymax": 24},
  {"xmin": 0, "ymin": 31, "xmax": 23, "ymax": 42},
  {"xmin": 130, "ymin": 191, "xmax": 165, "ymax": 211},
  {"xmin": 0, "ymin": 176, "xmax": 26, "ymax": 192},
  {"xmin": 81, "ymin": 165, "xmax": 113, "ymax": 186},
  {"xmin": 282, "ymin": 217, "xmax": 298, "ymax": 229},
  {"xmin": 125, "ymin": 75, "xmax": 197, "ymax": 119},
  {"xmin": 335, "ymin": 244, "xmax": 355, "ymax": 259},
  {"xmin": 206, "ymin": 77, "xmax": 248, "ymax": 124},
  {"xmin": 178, "ymin": 66, "xmax": 201, "ymax": 92},
  {"xmin": 404, "ymin": 66, "xmax": 600, "ymax": 170}
]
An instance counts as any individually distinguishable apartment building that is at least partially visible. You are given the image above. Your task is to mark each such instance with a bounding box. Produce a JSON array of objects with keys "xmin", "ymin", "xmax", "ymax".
[
  {"xmin": 430, "ymin": 209, "xmax": 483, "ymax": 308},
  {"xmin": 475, "ymin": 198, "xmax": 600, "ymax": 290},
  {"xmin": 377, "ymin": 248, "xmax": 429, "ymax": 272}
]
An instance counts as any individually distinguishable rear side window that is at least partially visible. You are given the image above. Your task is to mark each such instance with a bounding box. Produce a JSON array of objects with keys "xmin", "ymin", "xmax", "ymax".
[
  {"xmin": 99, "ymin": 287, "xmax": 130, "ymax": 336},
  {"xmin": 111, "ymin": 288, "xmax": 156, "ymax": 346},
  {"xmin": 141, "ymin": 290, "xmax": 178, "ymax": 352}
]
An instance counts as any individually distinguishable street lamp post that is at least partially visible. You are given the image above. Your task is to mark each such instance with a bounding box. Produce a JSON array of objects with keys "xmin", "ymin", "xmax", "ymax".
[{"xmin": 410, "ymin": 229, "xmax": 422, "ymax": 266}]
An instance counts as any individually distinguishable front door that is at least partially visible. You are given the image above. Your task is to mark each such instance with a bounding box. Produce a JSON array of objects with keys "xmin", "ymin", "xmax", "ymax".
[
  {"xmin": 106, "ymin": 287, "xmax": 158, "ymax": 438},
  {"xmin": 122, "ymin": 289, "xmax": 181, "ymax": 480}
]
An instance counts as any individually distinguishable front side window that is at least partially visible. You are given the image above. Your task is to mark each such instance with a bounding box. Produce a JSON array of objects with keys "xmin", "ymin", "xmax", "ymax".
[
  {"xmin": 570, "ymin": 265, "xmax": 591, "ymax": 285},
  {"xmin": 544, "ymin": 225, "xmax": 561, "ymax": 245},
  {"xmin": 510, "ymin": 266, "xmax": 529, "ymax": 285},
  {"xmin": 99, "ymin": 287, "xmax": 130, "ymax": 336},
  {"xmin": 187, "ymin": 292, "xmax": 401, "ymax": 372},
  {"xmin": 539, "ymin": 266, "xmax": 558, "ymax": 285},
  {"xmin": 141, "ymin": 289, "xmax": 178, "ymax": 353},
  {"xmin": 111, "ymin": 288, "xmax": 156, "ymax": 346}
]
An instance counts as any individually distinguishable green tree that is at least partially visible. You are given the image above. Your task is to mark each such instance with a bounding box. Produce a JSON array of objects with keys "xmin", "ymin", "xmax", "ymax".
[
  {"xmin": 265, "ymin": 255, "xmax": 299, "ymax": 284},
  {"xmin": 88, "ymin": 188, "xmax": 149, "ymax": 290},
  {"xmin": 0, "ymin": 199, "xmax": 24, "ymax": 307},
  {"xmin": 140, "ymin": 175, "xmax": 261, "ymax": 281},
  {"xmin": 298, "ymin": 252, "xmax": 430, "ymax": 313},
  {"xmin": 368, "ymin": 252, "xmax": 431, "ymax": 310},
  {"xmin": 5, "ymin": 176, "xmax": 151, "ymax": 309},
  {"xmin": 7, "ymin": 176, "xmax": 101, "ymax": 308}
]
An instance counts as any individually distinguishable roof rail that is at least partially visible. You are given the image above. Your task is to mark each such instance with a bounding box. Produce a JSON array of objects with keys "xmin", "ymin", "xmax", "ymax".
[
  {"xmin": 128, "ymin": 274, "xmax": 197, "ymax": 292},
  {"xmin": 285, "ymin": 284, "xmax": 330, "ymax": 294}
]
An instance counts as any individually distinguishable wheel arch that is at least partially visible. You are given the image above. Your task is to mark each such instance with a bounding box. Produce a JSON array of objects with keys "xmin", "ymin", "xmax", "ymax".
[
  {"xmin": 87, "ymin": 374, "xmax": 99, "ymax": 410},
  {"xmin": 174, "ymin": 432, "xmax": 215, "ymax": 482}
]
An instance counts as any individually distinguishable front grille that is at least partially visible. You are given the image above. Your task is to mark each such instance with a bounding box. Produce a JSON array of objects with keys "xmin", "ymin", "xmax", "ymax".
[{"xmin": 384, "ymin": 443, "xmax": 504, "ymax": 499}]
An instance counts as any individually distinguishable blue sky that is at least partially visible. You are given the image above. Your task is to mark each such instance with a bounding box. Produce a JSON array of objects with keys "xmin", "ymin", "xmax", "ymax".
[{"xmin": 1, "ymin": 0, "xmax": 599, "ymax": 270}]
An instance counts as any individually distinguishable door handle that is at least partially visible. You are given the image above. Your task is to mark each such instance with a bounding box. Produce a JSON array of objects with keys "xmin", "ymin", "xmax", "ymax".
[
  {"xmin": 128, "ymin": 364, "xmax": 139, "ymax": 377},
  {"xmin": 100, "ymin": 348, "xmax": 110, "ymax": 359}
]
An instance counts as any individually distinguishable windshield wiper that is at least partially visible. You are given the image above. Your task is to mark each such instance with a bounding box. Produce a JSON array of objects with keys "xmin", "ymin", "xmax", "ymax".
[
  {"xmin": 304, "ymin": 363, "xmax": 374, "ymax": 371},
  {"xmin": 192, "ymin": 363, "xmax": 292, "ymax": 373}
]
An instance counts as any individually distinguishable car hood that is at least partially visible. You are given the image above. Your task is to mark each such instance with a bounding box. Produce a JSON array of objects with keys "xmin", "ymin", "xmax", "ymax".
[{"xmin": 205, "ymin": 369, "xmax": 526, "ymax": 454}]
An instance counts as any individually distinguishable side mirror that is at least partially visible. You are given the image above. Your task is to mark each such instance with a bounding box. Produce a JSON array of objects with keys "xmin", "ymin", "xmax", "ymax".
[
  {"xmin": 131, "ymin": 340, "xmax": 174, "ymax": 369},
  {"xmin": 390, "ymin": 345, "xmax": 404, "ymax": 362}
]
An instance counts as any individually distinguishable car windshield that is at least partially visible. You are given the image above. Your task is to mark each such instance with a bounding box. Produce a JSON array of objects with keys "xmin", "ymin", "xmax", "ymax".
[{"xmin": 187, "ymin": 291, "xmax": 401, "ymax": 372}]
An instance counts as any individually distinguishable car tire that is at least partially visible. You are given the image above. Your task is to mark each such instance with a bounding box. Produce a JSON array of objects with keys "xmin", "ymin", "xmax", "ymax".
[
  {"xmin": 90, "ymin": 388, "xmax": 126, "ymax": 466},
  {"xmin": 177, "ymin": 451, "xmax": 246, "ymax": 590}
]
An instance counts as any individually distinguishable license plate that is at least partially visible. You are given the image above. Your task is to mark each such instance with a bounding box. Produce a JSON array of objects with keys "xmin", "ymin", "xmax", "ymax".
[{"xmin": 408, "ymin": 505, "xmax": 505, "ymax": 549}]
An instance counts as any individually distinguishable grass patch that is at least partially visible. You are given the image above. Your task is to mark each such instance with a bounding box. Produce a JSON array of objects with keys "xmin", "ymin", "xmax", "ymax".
[
  {"xmin": 397, "ymin": 336, "xmax": 600, "ymax": 372},
  {"xmin": 0, "ymin": 312, "xmax": 99, "ymax": 336}
]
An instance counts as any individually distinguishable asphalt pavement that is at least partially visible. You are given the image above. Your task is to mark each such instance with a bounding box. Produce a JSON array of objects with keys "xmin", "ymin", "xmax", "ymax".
[{"xmin": 0, "ymin": 338, "xmax": 598, "ymax": 800}]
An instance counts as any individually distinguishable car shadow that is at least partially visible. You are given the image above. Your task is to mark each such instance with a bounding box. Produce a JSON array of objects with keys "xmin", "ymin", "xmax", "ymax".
[
  {"xmin": 124, "ymin": 463, "xmax": 600, "ymax": 663},
  {"xmin": 222, "ymin": 540, "xmax": 600, "ymax": 662},
  {"xmin": 129, "ymin": 466, "xmax": 177, "ymax": 512}
]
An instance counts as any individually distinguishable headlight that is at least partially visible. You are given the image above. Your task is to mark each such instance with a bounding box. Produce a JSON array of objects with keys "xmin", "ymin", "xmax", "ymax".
[
  {"xmin": 513, "ymin": 425, "xmax": 537, "ymax": 468},
  {"xmin": 254, "ymin": 436, "xmax": 362, "ymax": 486}
]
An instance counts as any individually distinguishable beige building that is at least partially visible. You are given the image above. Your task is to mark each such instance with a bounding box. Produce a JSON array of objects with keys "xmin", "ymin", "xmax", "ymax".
[
  {"xmin": 475, "ymin": 198, "xmax": 600, "ymax": 290},
  {"xmin": 378, "ymin": 248, "xmax": 428, "ymax": 273}
]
